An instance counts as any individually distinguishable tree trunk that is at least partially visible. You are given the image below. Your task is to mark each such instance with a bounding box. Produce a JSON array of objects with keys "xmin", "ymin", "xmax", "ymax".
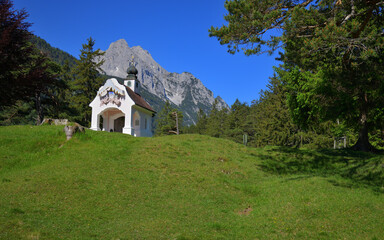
[
  {"xmin": 35, "ymin": 91, "xmax": 43, "ymax": 125},
  {"xmin": 351, "ymin": 110, "xmax": 376, "ymax": 152}
]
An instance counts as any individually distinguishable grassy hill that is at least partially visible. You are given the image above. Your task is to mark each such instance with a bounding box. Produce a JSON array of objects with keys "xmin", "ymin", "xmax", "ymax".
[{"xmin": 0, "ymin": 125, "xmax": 383, "ymax": 239}]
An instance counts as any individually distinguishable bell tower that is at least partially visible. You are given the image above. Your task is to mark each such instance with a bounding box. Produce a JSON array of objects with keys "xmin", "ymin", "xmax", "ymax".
[{"xmin": 124, "ymin": 64, "xmax": 140, "ymax": 94}]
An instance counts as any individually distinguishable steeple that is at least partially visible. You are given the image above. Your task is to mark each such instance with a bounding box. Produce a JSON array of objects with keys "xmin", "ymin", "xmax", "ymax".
[
  {"xmin": 124, "ymin": 60, "xmax": 140, "ymax": 94},
  {"xmin": 126, "ymin": 64, "xmax": 138, "ymax": 80}
]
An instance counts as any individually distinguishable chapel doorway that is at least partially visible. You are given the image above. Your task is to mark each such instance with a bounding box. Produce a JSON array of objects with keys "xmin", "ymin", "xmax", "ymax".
[{"xmin": 114, "ymin": 116, "xmax": 125, "ymax": 133}]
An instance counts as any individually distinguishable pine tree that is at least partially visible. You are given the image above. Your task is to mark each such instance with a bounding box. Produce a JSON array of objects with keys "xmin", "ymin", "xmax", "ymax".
[
  {"xmin": 247, "ymin": 74, "xmax": 296, "ymax": 147},
  {"xmin": 44, "ymin": 60, "xmax": 75, "ymax": 120},
  {"xmin": 71, "ymin": 37, "xmax": 105, "ymax": 126},
  {"xmin": 0, "ymin": 0, "xmax": 36, "ymax": 106},
  {"xmin": 195, "ymin": 108, "xmax": 208, "ymax": 134},
  {"xmin": 155, "ymin": 101, "xmax": 183, "ymax": 136},
  {"xmin": 206, "ymin": 98, "xmax": 228, "ymax": 138},
  {"xmin": 224, "ymin": 99, "xmax": 250, "ymax": 143}
]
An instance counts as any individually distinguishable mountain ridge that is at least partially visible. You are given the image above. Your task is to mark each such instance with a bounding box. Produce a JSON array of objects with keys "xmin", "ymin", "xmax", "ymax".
[
  {"xmin": 31, "ymin": 36, "xmax": 228, "ymax": 125},
  {"xmin": 98, "ymin": 39, "xmax": 229, "ymax": 124}
]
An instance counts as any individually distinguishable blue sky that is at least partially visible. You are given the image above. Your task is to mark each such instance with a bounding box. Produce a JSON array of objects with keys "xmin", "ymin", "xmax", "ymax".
[{"xmin": 13, "ymin": 0, "xmax": 280, "ymax": 106}]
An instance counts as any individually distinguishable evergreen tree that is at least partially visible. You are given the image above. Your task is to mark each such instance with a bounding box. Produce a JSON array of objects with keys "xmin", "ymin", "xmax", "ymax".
[
  {"xmin": 248, "ymin": 73, "xmax": 335, "ymax": 148},
  {"xmin": 0, "ymin": 51, "xmax": 62, "ymax": 125},
  {"xmin": 0, "ymin": 0, "xmax": 71, "ymax": 124},
  {"xmin": 71, "ymin": 37, "xmax": 105, "ymax": 126},
  {"xmin": 205, "ymin": 98, "xmax": 228, "ymax": 138},
  {"xmin": 248, "ymin": 75, "xmax": 298, "ymax": 147},
  {"xmin": 209, "ymin": 0, "xmax": 384, "ymax": 151},
  {"xmin": 155, "ymin": 101, "xmax": 183, "ymax": 136},
  {"xmin": 0, "ymin": 0, "xmax": 35, "ymax": 106},
  {"xmin": 224, "ymin": 99, "xmax": 250, "ymax": 143},
  {"xmin": 25, "ymin": 50, "xmax": 61, "ymax": 124},
  {"xmin": 0, "ymin": 100, "xmax": 35, "ymax": 125},
  {"xmin": 44, "ymin": 60, "xmax": 75, "ymax": 120},
  {"xmin": 195, "ymin": 108, "xmax": 208, "ymax": 134},
  {"xmin": 182, "ymin": 124, "xmax": 197, "ymax": 134}
]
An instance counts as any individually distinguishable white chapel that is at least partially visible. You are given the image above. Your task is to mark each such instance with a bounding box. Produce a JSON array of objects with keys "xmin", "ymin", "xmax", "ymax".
[{"xmin": 89, "ymin": 65, "xmax": 156, "ymax": 137}]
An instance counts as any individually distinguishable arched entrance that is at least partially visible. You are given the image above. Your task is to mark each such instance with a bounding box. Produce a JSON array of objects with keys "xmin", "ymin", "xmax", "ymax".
[
  {"xmin": 99, "ymin": 108, "xmax": 125, "ymax": 133},
  {"xmin": 114, "ymin": 116, "xmax": 125, "ymax": 133}
]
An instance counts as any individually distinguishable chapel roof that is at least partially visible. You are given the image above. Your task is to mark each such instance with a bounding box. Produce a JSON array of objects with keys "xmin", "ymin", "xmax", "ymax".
[{"xmin": 125, "ymin": 86, "xmax": 156, "ymax": 113}]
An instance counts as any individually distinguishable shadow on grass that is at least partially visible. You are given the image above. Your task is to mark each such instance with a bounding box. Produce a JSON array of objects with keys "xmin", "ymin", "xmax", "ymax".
[
  {"xmin": 282, "ymin": 175, "xmax": 314, "ymax": 182},
  {"xmin": 257, "ymin": 147, "xmax": 384, "ymax": 193}
]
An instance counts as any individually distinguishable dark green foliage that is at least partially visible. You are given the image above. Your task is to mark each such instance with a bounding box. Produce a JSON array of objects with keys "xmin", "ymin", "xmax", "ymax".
[
  {"xmin": 25, "ymin": 50, "xmax": 61, "ymax": 124},
  {"xmin": 195, "ymin": 108, "xmax": 208, "ymax": 134},
  {"xmin": 210, "ymin": 0, "xmax": 384, "ymax": 151},
  {"xmin": 189, "ymin": 71, "xmax": 382, "ymax": 150},
  {"xmin": 71, "ymin": 37, "xmax": 105, "ymax": 126},
  {"xmin": 209, "ymin": 0, "xmax": 283, "ymax": 56},
  {"xmin": 155, "ymin": 101, "xmax": 173, "ymax": 136},
  {"xmin": 0, "ymin": 57, "xmax": 76, "ymax": 126},
  {"xmin": 370, "ymin": 129, "xmax": 384, "ymax": 149},
  {"xmin": 0, "ymin": 0, "xmax": 33, "ymax": 106},
  {"xmin": 0, "ymin": 44, "xmax": 62, "ymax": 125},
  {"xmin": 43, "ymin": 60, "xmax": 76, "ymax": 120},
  {"xmin": 248, "ymin": 74, "xmax": 334, "ymax": 148},
  {"xmin": 191, "ymin": 74, "xmax": 355, "ymax": 149},
  {"xmin": 0, "ymin": 1, "xmax": 69, "ymax": 125},
  {"xmin": 29, "ymin": 34, "xmax": 77, "ymax": 119},
  {"xmin": 248, "ymin": 74, "xmax": 299, "ymax": 147},
  {"xmin": 205, "ymin": 98, "xmax": 228, "ymax": 138},
  {"xmin": 0, "ymin": 100, "xmax": 35, "ymax": 125},
  {"xmin": 30, "ymin": 35, "xmax": 77, "ymax": 67},
  {"xmin": 223, "ymin": 99, "xmax": 250, "ymax": 143},
  {"xmin": 155, "ymin": 101, "xmax": 183, "ymax": 136}
]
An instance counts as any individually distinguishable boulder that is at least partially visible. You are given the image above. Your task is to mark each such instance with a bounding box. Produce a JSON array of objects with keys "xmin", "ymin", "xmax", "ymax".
[
  {"xmin": 41, "ymin": 118, "xmax": 69, "ymax": 125},
  {"xmin": 63, "ymin": 123, "xmax": 85, "ymax": 140}
]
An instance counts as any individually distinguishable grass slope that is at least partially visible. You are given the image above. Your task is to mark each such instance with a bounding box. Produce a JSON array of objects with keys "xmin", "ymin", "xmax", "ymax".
[{"xmin": 0, "ymin": 125, "xmax": 383, "ymax": 239}]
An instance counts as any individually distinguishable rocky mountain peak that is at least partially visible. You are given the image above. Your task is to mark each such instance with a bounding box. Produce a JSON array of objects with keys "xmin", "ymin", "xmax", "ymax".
[
  {"xmin": 109, "ymin": 39, "xmax": 129, "ymax": 49},
  {"xmin": 98, "ymin": 39, "xmax": 229, "ymax": 124}
]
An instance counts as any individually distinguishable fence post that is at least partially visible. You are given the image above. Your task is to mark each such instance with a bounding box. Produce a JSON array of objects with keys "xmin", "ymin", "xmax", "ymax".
[{"xmin": 243, "ymin": 134, "xmax": 248, "ymax": 146}]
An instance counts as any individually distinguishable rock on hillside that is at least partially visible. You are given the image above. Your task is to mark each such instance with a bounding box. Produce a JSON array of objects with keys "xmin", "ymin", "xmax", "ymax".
[{"xmin": 98, "ymin": 39, "xmax": 228, "ymax": 125}]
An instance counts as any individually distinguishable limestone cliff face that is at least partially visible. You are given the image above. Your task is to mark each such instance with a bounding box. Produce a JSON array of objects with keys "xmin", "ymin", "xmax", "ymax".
[{"xmin": 98, "ymin": 39, "xmax": 228, "ymax": 124}]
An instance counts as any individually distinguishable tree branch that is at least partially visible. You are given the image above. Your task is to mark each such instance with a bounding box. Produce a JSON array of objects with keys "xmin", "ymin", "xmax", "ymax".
[
  {"xmin": 258, "ymin": 0, "xmax": 315, "ymax": 36},
  {"xmin": 341, "ymin": 0, "xmax": 356, "ymax": 25},
  {"xmin": 352, "ymin": 2, "xmax": 376, "ymax": 38}
]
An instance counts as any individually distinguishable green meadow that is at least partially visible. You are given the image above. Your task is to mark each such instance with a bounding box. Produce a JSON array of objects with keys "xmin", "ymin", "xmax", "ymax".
[{"xmin": 0, "ymin": 125, "xmax": 383, "ymax": 239}]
